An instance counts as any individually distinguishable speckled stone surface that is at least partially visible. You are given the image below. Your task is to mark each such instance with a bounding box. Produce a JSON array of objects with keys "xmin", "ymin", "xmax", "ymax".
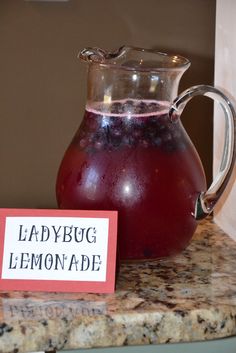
[{"xmin": 0, "ymin": 219, "xmax": 236, "ymax": 353}]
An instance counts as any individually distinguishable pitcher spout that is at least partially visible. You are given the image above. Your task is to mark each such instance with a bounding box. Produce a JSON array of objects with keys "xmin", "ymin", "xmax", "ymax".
[{"xmin": 79, "ymin": 46, "xmax": 127, "ymax": 64}]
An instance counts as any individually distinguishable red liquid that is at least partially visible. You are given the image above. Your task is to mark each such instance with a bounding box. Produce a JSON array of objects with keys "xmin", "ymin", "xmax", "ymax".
[{"xmin": 56, "ymin": 100, "xmax": 206, "ymax": 260}]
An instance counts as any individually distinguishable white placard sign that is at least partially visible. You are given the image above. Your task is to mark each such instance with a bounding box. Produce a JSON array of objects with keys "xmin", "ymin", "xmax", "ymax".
[{"xmin": 0, "ymin": 209, "xmax": 118, "ymax": 293}]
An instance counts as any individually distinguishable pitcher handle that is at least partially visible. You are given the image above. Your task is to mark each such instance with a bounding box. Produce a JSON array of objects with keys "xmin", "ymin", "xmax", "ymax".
[{"xmin": 169, "ymin": 84, "xmax": 236, "ymax": 220}]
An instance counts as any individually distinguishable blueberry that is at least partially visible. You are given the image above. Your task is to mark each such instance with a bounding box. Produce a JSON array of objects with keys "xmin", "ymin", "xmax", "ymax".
[
  {"xmin": 125, "ymin": 100, "xmax": 135, "ymax": 113},
  {"xmin": 111, "ymin": 102, "xmax": 124, "ymax": 114},
  {"xmin": 154, "ymin": 136, "xmax": 162, "ymax": 147},
  {"xmin": 141, "ymin": 139, "xmax": 149, "ymax": 148},
  {"xmin": 148, "ymin": 116, "xmax": 158, "ymax": 125},
  {"xmin": 79, "ymin": 138, "xmax": 87, "ymax": 148},
  {"xmin": 112, "ymin": 136, "xmax": 122, "ymax": 148},
  {"xmin": 172, "ymin": 129, "xmax": 182, "ymax": 139},
  {"xmin": 163, "ymin": 142, "xmax": 175, "ymax": 153},
  {"xmin": 112, "ymin": 128, "xmax": 122, "ymax": 137},
  {"xmin": 86, "ymin": 118, "xmax": 99, "ymax": 131},
  {"xmin": 86, "ymin": 132, "xmax": 95, "ymax": 143},
  {"xmin": 128, "ymin": 135, "xmax": 137, "ymax": 146},
  {"xmin": 144, "ymin": 127, "xmax": 156, "ymax": 140},
  {"xmin": 109, "ymin": 117, "xmax": 123, "ymax": 129},
  {"xmin": 135, "ymin": 101, "xmax": 147, "ymax": 114},
  {"xmin": 158, "ymin": 115, "xmax": 168, "ymax": 126},
  {"xmin": 147, "ymin": 102, "xmax": 158, "ymax": 113},
  {"xmin": 162, "ymin": 132, "xmax": 172, "ymax": 142},
  {"xmin": 122, "ymin": 135, "xmax": 136, "ymax": 147},
  {"xmin": 94, "ymin": 140, "xmax": 104, "ymax": 150},
  {"xmin": 132, "ymin": 128, "xmax": 143, "ymax": 139},
  {"xmin": 177, "ymin": 142, "xmax": 186, "ymax": 151},
  {"xmin": 110, "ymin": 128, "xmax": 123, "ymax": 147},
  {"xmin": 94, "ymin": 130, "xmax": 106, "ymax": 148},
  {"xmin": 122, "ymin": 136, "xmax": 130, "ymax": 146}
]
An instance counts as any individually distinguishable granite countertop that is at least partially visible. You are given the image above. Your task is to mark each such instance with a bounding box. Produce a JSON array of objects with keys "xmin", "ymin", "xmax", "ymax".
[{"xmin": 0, "ymin": 219, "xmax": 236, "ymax": 353}]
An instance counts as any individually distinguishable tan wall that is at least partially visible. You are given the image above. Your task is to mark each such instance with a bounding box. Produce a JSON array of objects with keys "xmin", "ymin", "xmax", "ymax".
[
  {"xmin": 0, "ymin": 0, "xmax": 215, "ymax": 208},
  {"xmin": 214, "ymin": 0, "xmax": 236, "ymax": 240}
]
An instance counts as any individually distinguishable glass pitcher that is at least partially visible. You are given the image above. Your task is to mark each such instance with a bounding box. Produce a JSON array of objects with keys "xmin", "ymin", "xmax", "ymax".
[{"xmin": 56, "ymin": 46, "xmax": 236, "ymax": 261}]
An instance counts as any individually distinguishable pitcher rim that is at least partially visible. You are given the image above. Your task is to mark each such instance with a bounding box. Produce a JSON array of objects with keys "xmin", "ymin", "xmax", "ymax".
[{"xmin": 79, "ymin": 46, "xmax": 191, "ymax": 72}]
